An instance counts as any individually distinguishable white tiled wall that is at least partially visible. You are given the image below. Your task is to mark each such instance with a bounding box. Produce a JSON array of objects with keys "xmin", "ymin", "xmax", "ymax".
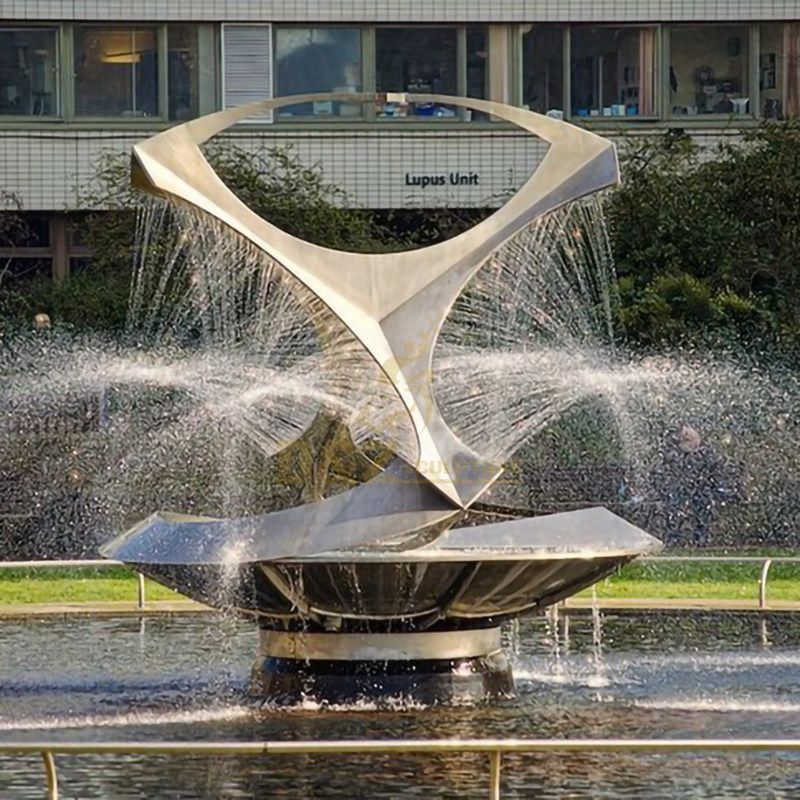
[
  {"xmin": 1, "ymin": 0, "xmax": 799, "ymax": 21},
  {"xmin": 0, "ymin": 128, "xmax": 544, "ymax": 210},
  {"xmin": 0, "ymin": 127, "xmax": 735, "ymax": 211}
]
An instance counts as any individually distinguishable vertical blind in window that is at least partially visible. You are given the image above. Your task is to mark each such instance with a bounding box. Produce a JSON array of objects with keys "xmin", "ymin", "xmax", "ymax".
[{"xmin": 222, "ymin": 24, "xmax": 273, "ymax": 122}]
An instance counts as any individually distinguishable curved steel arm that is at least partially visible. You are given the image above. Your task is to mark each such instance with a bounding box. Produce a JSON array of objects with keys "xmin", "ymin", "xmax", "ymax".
[{"xmin": 131, "ymin": 93, "xmax": 619, "ymax": 508}]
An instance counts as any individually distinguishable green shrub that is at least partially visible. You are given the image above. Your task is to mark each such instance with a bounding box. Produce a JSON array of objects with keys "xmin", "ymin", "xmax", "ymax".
[
  {"xmin": 1, "ymin": 267, "xmax": 131, "ymax": 333},
  {"xmin": 607, "ymin": 122, "xmax": 800, "ymax": 347}
]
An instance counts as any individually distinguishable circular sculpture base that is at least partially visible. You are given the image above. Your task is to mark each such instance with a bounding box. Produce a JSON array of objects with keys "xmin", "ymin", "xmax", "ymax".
[{"xmin": 251, "ymin": 628, "xmax": 514, "ymax": 706}]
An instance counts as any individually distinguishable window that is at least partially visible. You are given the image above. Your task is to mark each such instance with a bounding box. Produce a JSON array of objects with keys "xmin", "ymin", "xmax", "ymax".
[
  {"xmin": 222, "ymin": 24, "xmax": 272, "ymax": 122},
  {"xmin": 0, "ymin": 215, "xmax": 51, "ymax": 282},
  {"xmin": 466, "ymin": 26, "xmax": 491, "ymax": 121},
  {"xmin": 571, "ymin": 26, "xmax": 656, "ymax": 118},
  {"xmin": 521, "ymin": 25, "xmax": 564, "ymax": 114},
  {"xmin": 74, "ymin": 27, "xmax": 159, "ymax": 117},
  {"xmin": 376, "ymin": 27, "xmax": 458, "ymax": 118},
  {"xmin": 0, "ymin": 28, "xmax": 58, "ymax": 116},
  {"xmin": 168, "ymin": 26, "xmax": 200, "ymax": 121},
  {"xmin": 760, "ymin": 23, "xmax": 785, "ymax": 118},
  {"xmin": 669, "ymin": 25, "xmax": 749, "ymax": 116},
  {"xmin": 275, "ymin": 27, "xmax": 362, "ymax": 119},
  {"xmin": 466, "ymin": 27, "xmax": 488, "ymax": 99},
  {"xmin": 780, "ymin": 23, "xmax": 800, "ymax": 117}
]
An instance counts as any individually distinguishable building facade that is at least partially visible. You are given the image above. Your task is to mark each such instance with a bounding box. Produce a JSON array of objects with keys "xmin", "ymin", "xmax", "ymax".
[{"xmin": 2, "ymin": 0, "xmax": 800, "ymax": 279}]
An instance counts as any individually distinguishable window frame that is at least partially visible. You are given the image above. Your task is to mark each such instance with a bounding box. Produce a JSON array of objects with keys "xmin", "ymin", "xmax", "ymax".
[
  {"xmin": 665, "ymin": 22, "xmax": 759, "ymax": 121},
  {"xmin": 0, "ymin": 24, "xmax": 62, "ymax": 120},
  {"xmin": 567, "ymin": 23, "xmax": 662, "ymax": 123},
  {"xmin": 72, "ymin": 23, "xmax": 165, "ymax": 121},
  {"xmin": 0, "ymin": 20, "xmax": 785, "ymax": 130},
  {"xmin": 167, "ymin": 24, "xmax": 207, "ymax": 122},
  {"xmin": 268, "ymin": 23, "xmax": 493, "ymax": 126},
  {"xmin": 516, "ymin": 22, "xmax": 569, "ymax": 116},
  {"xmin": 372, "ymin": 23, "xmax": 466, "ymax": 122},
  {"xmin": 271, "ymin": 24, "xmax": 367, "ymax": 123}
]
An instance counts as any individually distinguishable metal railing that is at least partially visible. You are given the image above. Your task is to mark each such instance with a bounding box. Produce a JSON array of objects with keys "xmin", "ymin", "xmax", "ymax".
[
  {"xmin": 1, "ymin": 555, "xmax": 798, "ymax": 611},
  {"xmin": 3, "ymin": 738, "xmax": 800, "ymax": 800},
  {"xmin": 636, "ymin": 555, "xmax": 800, "ymax": 609},
  {"xmin": 0, "ymin": 559, "xmax": 146, "ymax": 609}
]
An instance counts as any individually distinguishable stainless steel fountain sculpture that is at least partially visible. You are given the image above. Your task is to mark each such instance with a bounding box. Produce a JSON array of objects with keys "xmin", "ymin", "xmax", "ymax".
[{"xmin": 102, "ymin": 94, "xmax": 661, "ymax": 704}]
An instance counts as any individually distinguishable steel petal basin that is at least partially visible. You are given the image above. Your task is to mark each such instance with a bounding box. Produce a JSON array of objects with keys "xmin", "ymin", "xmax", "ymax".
[{"xmin": 134, "ymin": 507, "xmax": 660, "ymax": 622}]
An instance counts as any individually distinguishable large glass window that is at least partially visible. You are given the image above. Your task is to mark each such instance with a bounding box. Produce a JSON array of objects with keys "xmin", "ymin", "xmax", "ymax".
[
  {"xmin": 168, "ymin": 26, "xmax": 200, "ymax": 121},
  {"xmin": 521, "ymin": 25, "xmax": 564, "ymax": 114},
  {"xmin": 669, "ymin": 25, "xmax": 749, "ymax": 116},
  {"xmin": 571, "ymin": 26, "xmax": 656, "ymax": 118},
  {"xmin": 0, "ymin": 28, "xmax": 58, "ymax": 116},
  {"xmin": 274, "ymin": 27, "xmax": 362, "ymax": 119},
  {"xmin": 376, "ymin": 27, "xmax": 458, "ymax": 118},
  {"xmin": 74, "ymin": 27, "xmax": 159, "ymax": 117}
]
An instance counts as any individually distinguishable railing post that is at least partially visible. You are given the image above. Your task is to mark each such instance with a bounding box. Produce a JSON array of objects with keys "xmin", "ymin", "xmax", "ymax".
[
  {"xmin": 759, "ymin": 559, "xmax": 773, "ymax": 609},
  {"xmin": 41, "ymin": 750, "xmax": 58, "ymax": 800},
  {"xmin": 137, "ymin": 573, "xmax": 146, "ymax": 610},
  {"xmin": 489, "ymin": 750, "xmax": 501, "ymax": 800}
]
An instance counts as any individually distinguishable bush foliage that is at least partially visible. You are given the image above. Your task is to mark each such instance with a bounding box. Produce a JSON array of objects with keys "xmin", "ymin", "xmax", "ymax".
[
  {"xmin": 2, "ymin": 125, "xmax": 800, "ymax": 348},
  {"xmin": 608, "ymin": 122, "xmax": 800, "ymax": 346}
]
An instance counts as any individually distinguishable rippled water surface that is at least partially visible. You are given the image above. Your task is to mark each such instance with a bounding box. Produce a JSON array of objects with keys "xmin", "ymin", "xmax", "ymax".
[{"xmin": 1, "ymin": 611, "xmax": 799, "ymax": 798}]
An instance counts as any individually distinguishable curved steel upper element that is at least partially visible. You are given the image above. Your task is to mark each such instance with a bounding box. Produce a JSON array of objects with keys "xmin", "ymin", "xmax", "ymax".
[
  {"xmin": 100, "ymin": 458, "xmax": 459, "ymax": 565},
  {"xmin": 130, "ymin": 93, "xmax": 620, "ymax": 508}
]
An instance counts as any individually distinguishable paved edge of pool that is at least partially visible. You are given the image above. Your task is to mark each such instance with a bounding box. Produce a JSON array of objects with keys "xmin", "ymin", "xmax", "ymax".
[{"xmin": 0, "ymin": 598, "xmax": 799, "ymax": 619}]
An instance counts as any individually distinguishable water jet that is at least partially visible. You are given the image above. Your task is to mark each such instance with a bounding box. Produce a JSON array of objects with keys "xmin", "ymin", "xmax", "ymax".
[{"xmin": 101, "ymin": 93, "xmax": 662, "ymax": 705}]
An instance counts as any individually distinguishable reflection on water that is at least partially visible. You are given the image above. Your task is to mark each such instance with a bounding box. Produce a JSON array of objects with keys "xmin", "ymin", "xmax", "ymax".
[{"xmin": 1, "ymin": 611, "xmax": 799, "ymax": 798}]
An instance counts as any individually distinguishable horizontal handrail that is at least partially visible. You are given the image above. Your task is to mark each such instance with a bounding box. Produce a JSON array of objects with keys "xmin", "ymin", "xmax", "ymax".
[
  {"xmin": 4, "ymin": 738, "xmax": 800, "ymax": 800},
  {"xmin": 639, "ymin": 556, "xmax": 800, "ymax": 564},
  {"xmin": 0, "ymin": 559, "xmax": 144, "ymax": 609},
  {"xmin": 4, "ymin": 737, "xmax": 800, "ymax": 755},
  {"xmin": 1, "ymin": 555, "xmax": 798, "ymax": 612},
  {"xmin": 0, "ymin": 559, "xmax": 122, "ymax": 568}
]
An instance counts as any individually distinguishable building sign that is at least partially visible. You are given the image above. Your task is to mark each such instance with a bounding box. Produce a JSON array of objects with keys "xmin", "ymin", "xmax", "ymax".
[{"xmin": 404, "ymin": 171, "xmax": 480, "ymax": 188}]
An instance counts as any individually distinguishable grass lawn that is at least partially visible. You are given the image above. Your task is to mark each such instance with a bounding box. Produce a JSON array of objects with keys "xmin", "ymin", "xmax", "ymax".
[
  {"xmin": 578, "ymin": 560, "xmax": 800, "ymax": 602},
  {"xmin": 0, "ymin": 567, "xmax": 181, "ymax": 605},
  {"xmin": 0, "ymin": 560, "xmax": 798, "ymax": 606}
]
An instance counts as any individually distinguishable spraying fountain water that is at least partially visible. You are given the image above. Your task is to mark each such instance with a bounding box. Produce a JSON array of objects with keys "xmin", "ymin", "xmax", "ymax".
[
  {"xmin": 3, "ymin": 94, "xmax": 798, "ymax": 707},
  {"xmin": 81, "ymin": 93, "xmax": 664, "ymax": 705}
]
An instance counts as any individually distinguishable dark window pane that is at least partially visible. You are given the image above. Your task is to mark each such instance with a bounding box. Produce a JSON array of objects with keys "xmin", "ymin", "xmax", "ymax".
[
  {"xmin": 521, "ymin": 25, "xmax": 564, "ymax": 115},
  {"xmin": 571, "ymin": 26, "xmax": 656, "ymax": 118},
  {"xmin": 74, "ymin": 27, "xmax": 159, "ymax": 117},
  {"xmin": 275, "ymin": 27, "xmax": 362, "ymax": 119},
  {"xmin": 0, "ymin": 28, "xmax": 58, "ymax": 116},
  {"xmin": 467, "ymin": 26, "xmax": 488, "ymax": 98},
  {"xmin": 1, "ymin": 257, "xmax": 51, "ymax": 281},
  {"xmin": 759, "ymin": 23, "xmax": 785, "ymax": 118},
  {"xmin": 5, "ymin": 214, "xmax": 49, "ymax": 247},
  {"xmin": 670, "ymin": 26, "xmax": 749, "ymax": 116},
  {"xmin": 168, "ymin": 26, "xmax": 200, "ymax": 121},
  {"xmin": 376, "ymin": 27, "xmax": 458, "ymax": 119}
]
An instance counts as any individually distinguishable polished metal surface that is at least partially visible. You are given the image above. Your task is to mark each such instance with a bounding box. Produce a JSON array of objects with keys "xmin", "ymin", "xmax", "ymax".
[
  {"xmin": 301, "ymin": 507, "xmax": 661, "ymax": 562},
  {"xmin": 130, "ymin": 92, "xmax": 619, "ymax": 508},
  {"xmin": 126, "ymin": 507, "xmax": 659, "ymax": 621},
  {"xmin": 9, "ymin": 738, "xmax": 800, "ymax": 800},
  {"xmin": 101, "ymin": 458, "xmax": 458, "ymax": 564},
  {"xmin": 258, "ymin": 627, "xmax": 502, "ymax": 661},
  {"xmin": 102, "ymin": 94, "xmax": 656, "ymax": 649},
  {"xmin": 252, "ymin": 553, "xmax": 629, "ymax": 621}
]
